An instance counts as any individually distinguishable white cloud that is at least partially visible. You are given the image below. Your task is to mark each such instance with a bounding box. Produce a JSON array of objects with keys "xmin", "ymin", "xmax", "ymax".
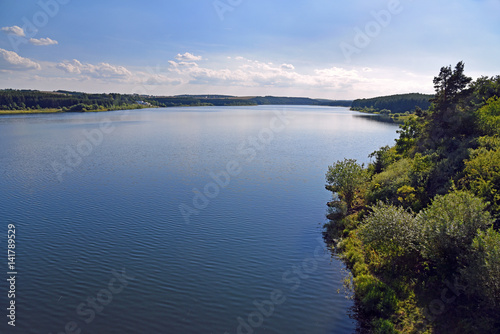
[
  {"xmin": 0, "ymin": 48, "xmax": 41, "ymax": 71},
  {"xmin": 281, "ymin": 63, "xmax": 295, "ymax": 70},
  {"xmin": 56, "ymin": 59, "xmax": 132, "ymax": 79},
  {"xmin": 162, "ymin": 54, "xmax": 433, "ymax": 98},
  {"xmin": 167, "ymin": 56, "xmax": 362, "ymax": 89},
  {"xmin": 1, "ymin": 26, "xmax": 25, "ymax": 37},
  {"xmin": 175, "ymin": 52, "xmax": 202, "ymax": 61},
  {"xmin": 29, "ymin": 37, "xmax": 58, "ymax": 46}
]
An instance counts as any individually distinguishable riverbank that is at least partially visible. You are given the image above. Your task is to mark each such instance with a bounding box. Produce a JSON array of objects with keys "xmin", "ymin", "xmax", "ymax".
[
  {"xmin": 0, "ymin": 104, "xmax": 156, "ymax": 115},
  {"xmin": 351, "ymin": 108, "xmax": 413, "ymax": 124}
]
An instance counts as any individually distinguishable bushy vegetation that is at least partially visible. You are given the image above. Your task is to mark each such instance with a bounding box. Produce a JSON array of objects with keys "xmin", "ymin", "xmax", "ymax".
[{"xmin": 325, "ymin": 62, "xmax": 500, "ymax": 333}]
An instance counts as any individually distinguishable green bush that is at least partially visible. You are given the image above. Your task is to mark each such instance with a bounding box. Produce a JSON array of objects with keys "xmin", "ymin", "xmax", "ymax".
[
  {"xmin": 360, "ymin": 202, "xmax": 420, "ymax": 269},
  {"xmin": 368, "ymin": 158, "xmax": 412, "ymax": 205},
  {"xmin": 461, "ymin": 227, "xmax": 500, "ymax": 308},
  {"xmin": 417, "ymin": 190, "xmax": 493, "ymax": 276},
  {"xmin": 354, "ymin": 274, "xmax": 398, "ymax": 317},
  {"xmin": 372, "ymin": 318, "xmax": 399, "ymax": 334}
]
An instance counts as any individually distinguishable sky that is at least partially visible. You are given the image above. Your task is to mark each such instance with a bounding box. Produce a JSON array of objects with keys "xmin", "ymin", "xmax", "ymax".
[{"xmin": 0, "ymin": 0, "xmax": 499, "ymax": 100}]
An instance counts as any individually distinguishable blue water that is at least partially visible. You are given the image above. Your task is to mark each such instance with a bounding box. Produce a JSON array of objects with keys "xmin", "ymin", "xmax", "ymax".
[{"xmin": 0, "ymin": 106, "xmax": 398, "ymax": 334}]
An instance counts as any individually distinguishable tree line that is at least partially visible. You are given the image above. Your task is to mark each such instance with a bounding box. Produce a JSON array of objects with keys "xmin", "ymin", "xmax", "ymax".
[
  {"xmin": 0, "ymin": 90, "xmax": 353, "ymax": 111},
  {"xmin": 351, "ymin": 93, "xmax": 434, "ymax": 114},
  {"xmin": 0, "ymin": 90, "xmax": 146, "ymax": 111}
]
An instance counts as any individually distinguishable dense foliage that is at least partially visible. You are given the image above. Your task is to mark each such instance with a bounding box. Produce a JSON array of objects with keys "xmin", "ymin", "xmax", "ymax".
[
  {"xmin": 351, "ymin": 93, "xmax": 434, "ymax": 114},
  {"xmin": 0, "ymin": 90, "xmax": 352, "ymax": 112},
  {"xmin": 325, "ymin": 63, "xmax": 500, "ymax": 333},
  {"xmin": 0, "ymin": 89, "xmax": 147, "ymax": 111}
]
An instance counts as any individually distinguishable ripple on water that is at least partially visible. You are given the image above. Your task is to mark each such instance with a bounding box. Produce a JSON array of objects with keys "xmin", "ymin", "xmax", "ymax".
[{"xmin": 0, "ymin": 107, "xmax": 398, "ymax": 333}]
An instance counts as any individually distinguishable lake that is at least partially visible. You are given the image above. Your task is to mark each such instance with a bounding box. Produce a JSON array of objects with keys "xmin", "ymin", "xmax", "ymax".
[{"xmin": 0, "ymin": 106, "xmax": 399, "ymax": 334}]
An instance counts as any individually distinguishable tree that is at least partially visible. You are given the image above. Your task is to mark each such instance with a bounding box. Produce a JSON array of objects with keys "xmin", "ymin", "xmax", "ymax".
[
  {"xmin": 326, "ymin": 158, "xmax": 367, "ymax": 211},
  {"xmin": 395, "ymin": 116, "xmax": 422, "ymax": 155},
  {"xmin": 432, "ymin": 61, "xmax": 472, "ymax": 110},
  {"xmin": 477, "ymin": 97, "xmax": 500, "ymax": 136},
  {"xmin": 368, "ymin": 145, "xmax": 394, "ymax": 174},
  {"xmin": 461, "ymin": 137, "xmax": 500, "ymax": 223}
]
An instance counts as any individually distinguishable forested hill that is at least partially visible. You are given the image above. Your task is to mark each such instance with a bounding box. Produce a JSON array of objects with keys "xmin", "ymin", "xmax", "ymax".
[
  {"xmin": 351, "ymin": 93, "xmax": 434, "ymax": 114},
  {"xmin": 0, "ymin": 89, "xmax": 352, "ymax": 112}
]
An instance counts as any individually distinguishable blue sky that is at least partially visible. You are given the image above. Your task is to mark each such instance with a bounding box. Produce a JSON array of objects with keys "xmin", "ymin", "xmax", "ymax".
[{"xmin": 0, "ymin": 0, "xmax": 499, "ymax": 99}]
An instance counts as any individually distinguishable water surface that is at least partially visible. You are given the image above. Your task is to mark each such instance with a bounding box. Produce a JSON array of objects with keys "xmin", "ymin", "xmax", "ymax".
[{"xmin": 0, "ymin": 106, "xmax": 399, "ymax": 333}]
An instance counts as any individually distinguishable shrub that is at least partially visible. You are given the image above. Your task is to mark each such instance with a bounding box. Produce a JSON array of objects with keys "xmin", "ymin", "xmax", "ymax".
[
  {"xmin": 367, "ymin": 158, "xmax": 412, "ymax": 205},
  {"xmin": 354, "ymin": 274, "xmax": 398, "ymax": 317},
  {"xmin": 360, "ymin": 202, "xmax": 420, "ymax": 270},
  {"xmin": 372, "ymin": 318, "xmax": 398, "ymax": 334},
  {"xmin": 461, "ymin": 227, "xmax": 500, "ymax": 308},
  {"xmin": 417, "ymin": 190, "xmax": 493, "ymax": 276}
]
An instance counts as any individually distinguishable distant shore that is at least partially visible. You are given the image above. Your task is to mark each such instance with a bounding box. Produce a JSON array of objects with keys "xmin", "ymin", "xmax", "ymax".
[{"xmin": 0, "ymin": 105, "xmax": 156, "ymax": 116}]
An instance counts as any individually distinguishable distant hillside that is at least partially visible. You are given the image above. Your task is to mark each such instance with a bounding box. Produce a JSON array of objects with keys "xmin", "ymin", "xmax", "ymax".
[
  {"xmin": 246, "ymin": 96, "xmax": 352, "ymax": 107},
  {"xmin": 0, "ymin": 89, "xmax": 352, "ymax": 112},
  {"xmin": 154, "ymin": 95, "xmax": 352, "ymax": 107},
  {"xmin": 351, "ymin": 93, "xmax": 434, "ymax": 114},
  {"xmin": 0, "ymin": 89, "xmax": 144, "ymax": 112}
]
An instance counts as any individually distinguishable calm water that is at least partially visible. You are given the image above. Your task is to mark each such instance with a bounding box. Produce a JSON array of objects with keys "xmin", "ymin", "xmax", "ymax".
[{"xmin": 0, "ymin": 106, "xmax": 398, "ymax": 334}]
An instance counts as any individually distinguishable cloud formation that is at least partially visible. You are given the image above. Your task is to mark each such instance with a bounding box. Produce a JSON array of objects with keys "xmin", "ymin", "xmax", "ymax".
[
  {"xmin": 29, "ymin": 37, "xmax": 58, "ymax": 46},
  {"xmin": 0, "ymin": 48, "xmax": 41, "ymax": 71},
  {"xmin": 57, "ymin": 59, "xmax": 131, "ymax": 79},
  {"xmin": 281, "ymin": 63, "xmax": 295, "ymax": 71},
  {"xmin": 167, "ymin": 55, "xmax": 360, "ymax": 90},
  {"xmin": 159, "ymin": 53, "xmax": 430, "ymax": 97},
  {"xmin": 1, "ymin": 26, "xmax": 25, "ymax": 37},
  {"xmin": 0, "ymin": 49, "xmax": 430, "ymax": 98},
  {"xmin": 175, "ymin": 52, "xmax": 202, "ymax": 61}
]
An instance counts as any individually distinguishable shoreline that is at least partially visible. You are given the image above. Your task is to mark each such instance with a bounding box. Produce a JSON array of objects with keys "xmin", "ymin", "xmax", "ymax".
[
  {"xmin": 0, "ymin": 105, "xmax": 157, "ymax": 116},
  {"xmin": 0, "ymin": 104, "xmax": 354, "ymax": 116}
]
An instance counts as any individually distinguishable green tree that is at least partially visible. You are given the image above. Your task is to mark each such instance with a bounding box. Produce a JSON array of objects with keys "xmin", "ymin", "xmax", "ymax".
[
  {"xmin": 461, "ymin": 140, "xmax": 500, "ymax": 222},
  {"xmin": 326, "ymin": 158, "xmax": 367, "ymax": 211},
  {"xmin": 368, "ymin": 145, "xmax": 395, "ymax": 174},
  {"xmin": 477, "ymin": 97, "xmax": 500, "ymax": 136},
  {"xmin": 432, "ymin": 61, "xmax": 472, "ymax": 110},
  {"xmin": 395, "ymin": 116, "xmax": 422, "ymax": 155}
]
